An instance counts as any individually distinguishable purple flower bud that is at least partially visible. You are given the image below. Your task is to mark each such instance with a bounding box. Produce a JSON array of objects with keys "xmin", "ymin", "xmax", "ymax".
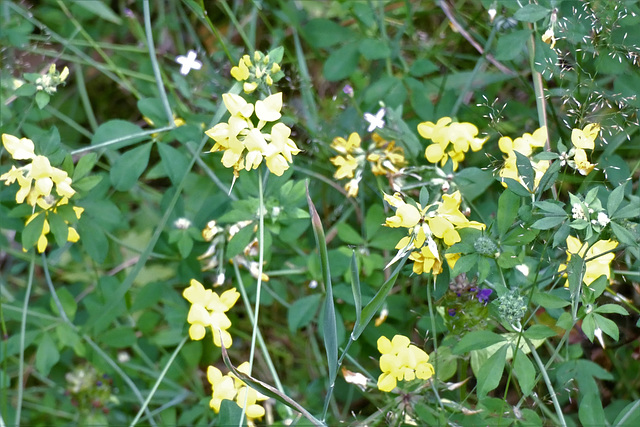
[
  {"xmin": 448, "ymin": 308, "xmax": 456, "ymax": 316},
  {"xmin": 343, "ymin": 84, "xmax": 354, "ymax": 97}
]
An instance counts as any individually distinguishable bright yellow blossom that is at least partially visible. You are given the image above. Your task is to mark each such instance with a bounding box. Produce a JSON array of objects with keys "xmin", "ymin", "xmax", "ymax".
[
  {"xmin": 377, "ymin": 335, "xmax": 435, "ymax": 392},
  {"xmin": 419, "ymin": 117, "xmax": 487, "ymax": 170},
  {"xmin": 559, "ymin": 236, "xmax": 618, "ymax": 286}
]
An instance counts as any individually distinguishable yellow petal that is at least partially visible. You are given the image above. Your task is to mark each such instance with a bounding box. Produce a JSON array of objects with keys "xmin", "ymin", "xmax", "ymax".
[{"xmin": 255, "ymin": 92, "xmax": 283, "ymax": 122}]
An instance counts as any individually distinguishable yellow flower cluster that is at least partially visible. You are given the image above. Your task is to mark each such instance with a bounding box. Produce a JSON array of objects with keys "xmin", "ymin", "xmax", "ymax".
[
  {"xmin": 498, "ymin": 126, "xmax": 550, "ymax": 190},
  {"xmin": 567, "ymin": 123, "xmax": 598, "ymax": 175},
  {"xmin": 558, "ymin": 236, "xmax": 618, "ymax": 286},
  {"xmin": 384, "ymin": 190, "xmax": 485, "ymax": 275},
  {"xmin": 330, "ymin": 132, "xmax": 406, "ymax": 197},
  {"xmin": 182, "ymin": 279, "xmax": 240, "ymax": 348},
  {"xmin": 205, "ymin": 92, "xmax": 301, "ymax": 177},
  {"xmin": 418, "ymin": 117, "xmax": 487, "ymax": 171},
  {"xmin": 0, "ymin": 133, "xmax": 83, "ymax": 252},
  {"xmin": 230, "ymin": 50, "xmax": 283, "ymax": 94},
  {"xmin": 207, "ymin": 362, "xmax": 268, "ymax": 423},
  {"xmin": 377, "ymin": 335, "xmax": 435, "ymax": 392}
]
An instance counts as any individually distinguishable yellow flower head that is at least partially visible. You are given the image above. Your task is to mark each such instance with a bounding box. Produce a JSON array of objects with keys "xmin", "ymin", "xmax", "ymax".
[
  {"xmin": 376, "ymin": 335, "xmax": 434, "ymax": 392},
  {"xmin": 207, "ymin": 362, "xmax": 268, "ymax": 423},
  {"xmin": 558, "ymin": 236, "xmax": 618, "ymax": 286},
  {"xmin": 419, "ymin": 117, "xmax": 487, "ymax": 171},
  {"xmin": 230, "ymin": 50, "xmax": 283, "ymax": 94}
]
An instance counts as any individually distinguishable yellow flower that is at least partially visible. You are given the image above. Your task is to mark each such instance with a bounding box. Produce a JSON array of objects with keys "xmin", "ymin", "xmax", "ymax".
[
  {"xmin": 377, "ymin": 335, "xmax": 434, "ymax": 392},
  {"xmin": 573, "ymin": 148, "xmax": 595, "ymax": 175},
  {"xmin": 207, "ymin": 362, "xmax": 268, "ymax": 423},
  {"xmin": 419, "ymin": 117, "xmax": 487, "ymax": 171},
  {"xmin": 330, "ymin": 154, "xmax": 359, "ymax": 180},
  {"xmin": 182, "ymin": 279, "xmax": 239, "ymax": 347},
  {"xmin": 207, "ymin": 366, "xmax": 237, "ymax": 413},
  {"xmin": 331, "ymin": 132, "xmax": 361, "ymax": 155},
  {"xmin": 409, "ymin": 245, "xmax": 443, "ymax": 275},
  {"xmin": 571, "ymin": 124, "xmax": 599, "ymax": 150},
  {"xmin": 559, "ymin": 236, "xmax": 618, "ymax": 286},
  {"xmin": 2, "ymin": 133, "xmax": 35, "ymax": 160},
  {"xmin": 542, "ymin": 28, "xmax": 557, "ymax": 48}
]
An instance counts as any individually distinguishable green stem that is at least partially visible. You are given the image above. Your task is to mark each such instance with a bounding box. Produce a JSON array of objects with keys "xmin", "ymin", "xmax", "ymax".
[
  {"xmin": 74, "ymin": 63, "xmax": 98, "ymax": 132},
  {"xmin": 129, "ymin": 336, "xmax": 188, "ymax": 426},
  {"xmin": 70, "ymin": 126, "xmax": 173, "ymax": 155},
  {"xmin": 426, "ymin": 275, "xmax": 444, "ymax": 410},
  {"xmin": 142, "ymin": 0, "xmax": 174, "ymax": 126},
  {"xmin": 526, "ymin": 337, "xmax": 567, "ymax": 427},
  {"xmin": 15, "ymin": 252, "xmax": 35, "ymax": 426}
]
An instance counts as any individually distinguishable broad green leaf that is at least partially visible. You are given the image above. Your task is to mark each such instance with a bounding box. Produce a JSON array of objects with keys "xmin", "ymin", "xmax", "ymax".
[
  {"xmin": 22, "ymin": 212, "xmax": 45, "ymax": 250},
  {"xmin": 612, "ymin": 399, "xmax": 640, "ymax": 426},
  {"xmin": 537, "ymin": 160, "xmax": 561, "ymax": 193},
  {"xmin": 514, "ymin": 151, "xmax": 534, "ymax": 191},
  {"xmin": 494, "ymin": 30, "xmax": 530, "ymax": 61},
  {"xmin": 502, "ymin": 227, "xmax": 539, "ymax": 246},
  {"xmin": 513, "ymin": 348, "xmax": 535, "ymax": 396},
  {"xmin": 98, "ymin": 326, "xmax": 137, "ymax": 348},
  {"xmin": 532, "ymin": 291, "xmax": 570, "ymax": 309},
  {"xmin": 534, "ymin": 200, "xmax": 566, "ymax": 216},
  {"xmin": 513, "ymin": 4, "xmax": 550, "ymax": 22},
  {"xmin": 502, "ymin": 177, "xmax": 531, "ymax": 197},
  {"xmin": 323, "ymin": 41, "xmax": 359, "ymax": 81},
  {"xmin": 337, "ymin": 223, "xmax": 364, "ymax": 245},
  {"xmin": 607, "ymin": 182, "xmax": 627, "ymax": 216},
  {"xmin": 110, "ymin": 142, "xmax": 153, "ymax": 191},
  {"xmin": 531, "ymin": 215, "xmax": 565, "ymax": 230},
  {"xmin": 158, "ymin": 142, "xmax": 190, "ymax": 185},
  {"xmin": 287, "ymin": 294, "xmax": 322, "ymax": 332},
  {"xmin": 359, "ymin": 38, "xmax": 391, "ymax": 60},
  {"xmin": 453, "ymin": 330, "xmax": 507, "ymax": 354},
  {"xmin": 226, "ymin": 224, "xmax": 254, "ymax": 259},
  {"xmin": 49, "ymin": 287, "xmax": 77, "ymax": 321},
  {"xmin": 611, "ymin": 222, "xmax": 637, "ymax": 246},
  {"xmin": 36, "ymin": 333, "xmax": 60, "ymax": 376},
  {"xmin": 523, "ymin": 325, "xmax": 556, "ymax": 340},
  {"xmin": 594, "ymin": 313, "xmax": 619, "ymax": 341},
  {"xmin": 579, "ymin": 392, "xmax": 606, "ymax": 427},
  {"xmin": 452, "ymin": 253, "xmax": 478, "ymax": 277},
  {"xmin": 138, "ymin": 97, "xmax": 166, "ymax": 127},
  {"xmin": 73, "ymin": 152, "xmax": 98, "ymax": 181},
  {"xmin": 595, "ymin": 304, "xmax": 628, "ymax": 316},
  {"xmin": 91, "ymin": 119, "xmax": 147, "ymax": 150},
  {"xmin": 498, "ymin": 189, "xmax": 520, "ymax": 236},
  {"xmin": 77, "ymin": 218, "xmax": 109, "ymax": 263},
  {"xmin": 47, "ymin": 211, "xmax": 69, "ymax": 247},
  {"xmin": 454, "ymin": 167, "xmax": 494, "ymax": 201},
  {"xmin": 218, "ymin": 400, "xmax": 245, "ymax": 426},
  {"xmin": 303, "ymin": 18, "xmax": 355, "ymax": 49},
  {"xmin": 35, "ymin": 91, "xmax": 50, "ymax": 109},
  {"xmin": 477, "ymin": 343, "xmax": 508, "ymax": 398},
  {"xmin": 15, "ymin": 83, "xmax": 37, "ymax": 97}
]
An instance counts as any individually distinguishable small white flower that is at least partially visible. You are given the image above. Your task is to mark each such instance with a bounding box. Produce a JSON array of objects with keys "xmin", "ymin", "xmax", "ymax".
[
  {"xmin": 173, "ymin": 217, "xmax": 192, "ymax": 229},
  {"xmin": 117, "ymin": 351, "xmax": 130, "ymax": 363},
  {"xmin": 593, "ymin": 327, "xmax": 606, "ymax": 349},
  {"xmin": 308, "ymin": 280, "xmax": 318, "ymax": 289},
  {"xmin": 175, "ymin": 50, "xmax": 202, "ymax": 75},
  {"xmin": 597, "ymin": 212, "xmax": 610, "ymax": 227},
  {"xmin": 214, "ymin": 273, "xmax": 225, "ymax": 287},
  {"xmin": 515, "ymin": 264, "xmax": 530, "ymax": 277},
  {"xmin": 364, "ymin": 108, "xmax": 385, "ymax": 132},
  {"xmin": 572, "ymin": 203, "xmax": 586, "ymax": 220}
]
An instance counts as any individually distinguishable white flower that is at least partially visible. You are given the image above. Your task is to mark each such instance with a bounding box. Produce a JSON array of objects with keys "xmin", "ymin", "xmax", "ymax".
[
  {"xmin": 174, "ymin": 217, "xmax": 192, "ymax": 229},
  {"xmin": 597, "ymin": 212, "xmax": 610, "ymax": 227},
  {"xmin": 364, "ymin": 108, "xmax": 385, "ymax": 132},
  {"xmin": 175, "ymin": 50, "xmax": 202, "ymax": 75},
  {"xmin": 571, "ymin": 203, "xmax": 586, "ymax": 220}
]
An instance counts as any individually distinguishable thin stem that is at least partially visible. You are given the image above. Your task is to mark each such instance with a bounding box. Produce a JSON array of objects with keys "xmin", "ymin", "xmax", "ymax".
[
  {"xmin": 129, "ymin": 336, "xmax": 188, "ymax": 427},
  {"xmin": 426, "ymin": 275, "xmax": 444, "ymax": 410},
  {"xmin": 70, "ymin": 126, "xmax": 173, "ymax": 155},
  {"xmin": 526, "ymin": 337, "xmax": 567, "ymax": 427},
  {"xmin": 73, "ymin": 63, "xmax": 98, "ymax": 132},
  {"xmin": 142, "ymin": 0, "xmax": 174, "ymax": 126},
  {"xmin": 15, "ymin": 252, "xmax": 35, "ymax": 426}
]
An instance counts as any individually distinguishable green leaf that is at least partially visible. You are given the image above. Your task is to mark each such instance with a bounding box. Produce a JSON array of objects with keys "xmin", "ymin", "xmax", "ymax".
[
  {"xmin": 594, "ymin": 313, "xmax": 619, "ymax": 341},
  {"xmin": 15, "ymin": 83, "xmax": 37, "ymax": 97},
  {"xmin": 73, "ymin": 0, "xmax": 122, "ymax": 24},
  {"xmin": 532, "ymin": 291, "xmax": 570, "ymax": 309},
  {"xmin": 452, "ymin": 253, "xmax": 478, "ymax": 277},
  {"xmin": 359, "ymin": 38, "xmax": 391, "ymax": 60},
  {"xmin": 531, "ymin": 215, "xmax": 565, "ymax": 230},
  {"xmin": 498, "ymin": 189, "xmax": 520, "ymax": 236},
  {"xmin": 453, "ymin": 330, "xmax": 507, "ymax": 354},
  {"xmin": 287, "ymin": 294, "xmax": 322, "ymax": 332},
  {"xmin": 409, "ymin": 58, "xmax": 438, "ymax": 77},
  {"xmin": 323, "ymin": 41, "xmax": 360, "ymax": 81},
  {"xmin": 494, "ymin": 30, "xmax": 530, "ymax": 61},
  {"xmin": 579, "ymin": 392, "xmax": 606, "ymax": 427},
  {"xmin": 613, "ymin": 202, "xmax": 640, "ymax": 220},
  {"xmin": 218, "ymin": 400, "xmax": 245, "ymax": 426},
  {"xmin": 138, "ymin": 97, "xmax": 167, "ymax": 127},
  {"xmin": 537, "ymin": 160, "xmax": 561, "ymax": 193},
  {"xmin": 502, "ymin": 227, "xmax": 539, "ymax": 246},
  {"xmin": 35, "ymin": 91, "xmax": 50, "ymax": 109},
  {"xmin": 98, "ymin": 326, "xmax": 137, "ymax": 348},
  {"xmin": 502, "ymin": 177, "xmax": 531, "ymax": 197},
  {"xmin": 49, "ymin": 287, "xmax": 77, "ymax": 321},
  {"xmin": 582, "ymin": 313, "xmax": 596, "ymax": 342},
  {"xmin": 157, "ymin": 142, "xmax": 190, "ymax": 185},
  {"xmin": 72, "ymin": 153, "xmax": 98, "ymax": 181},
  {"xmin": 306, "ymin": 185, "xmax": 338, "ymax": 389},
  {"xmin": 611, "ymin": 222, "xmax": 637, "ymax": 246},
  {"xmin": 110, "ymin": 142, "xmax": 153, "ymax": 191},
  {"xmin": 337, "ymin": 223, "xmax": 364, "ymax": 245},
  {"xmin": 77, "ymin": 218, "xmax": 108, "ymax": 263},
  {"xmin": 595, "ymin": 304, "xmax": 628, "ymax": 316},
  {"xmin": 91, "ymin": 119, "xmax": 147, "ymax": 150},
  {"xmin": 350, "ymin": 252, "xmax": 362, "ymax": 333},
  {"xmin": 514, "ymin": 151, "xmax": 534, "ymax": 191},
  {"xmin": 454, "ymin": 167, "xmax": 494, "ymax": 201},
  {"xmin": 534, "ymin": 200, "xmax": 566, "ymax": 216},
  {"xmin": 607, "ymin": 182, "xmax": 627, "ymax": 216},
  {"xmin": 612, "ymin": 399, "xmax": 640, "ymax": 426},
  {"xmin": 524, "ymin": 325, "xmax": 556, "ymax": 340},
  {"xmin": 477, "ymin": 343, "xmax": 508, "ymax": 398},
  {"xmin": 35, "ymin": 333, "xmax": 60, "ymax": 376},
  {"xmin": 513, "ymin": 4, "xmax": 550, "ymax": 22},
  {"xmin": 303, "ymin": 18, "xmax": 355, "ymax": 49},
  {"xmin": 47, "ymin": 211, "xmax": 69, "ymax": 247},
  {"xmin": 513, "ymin": 349, "xmax": 535, "ymax": 396}
]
